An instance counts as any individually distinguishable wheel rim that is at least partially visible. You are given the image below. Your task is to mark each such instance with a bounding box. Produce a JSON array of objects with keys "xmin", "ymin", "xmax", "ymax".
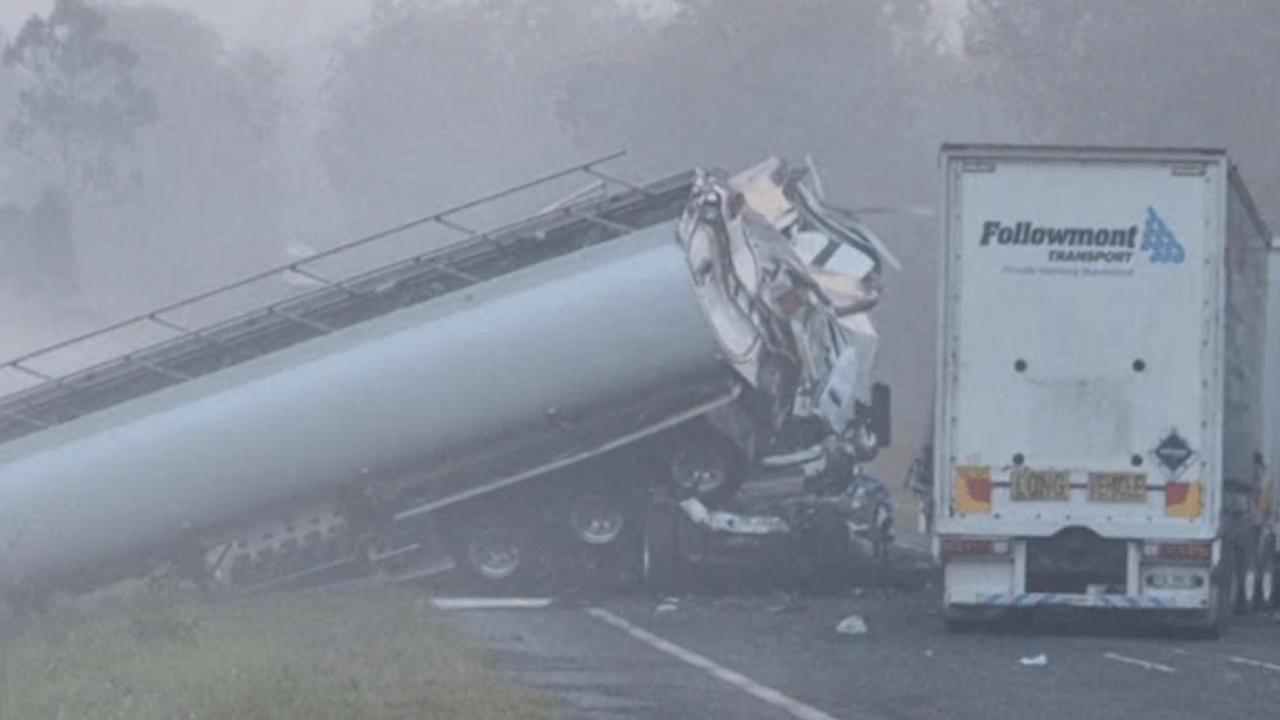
[
  {"xmin": 671, "ymin": 444, "xmax": 729, "ymax": 496},
  {"xmin": 569, "ymin": 493, "xmax": 625, "ymax": 545},
  {"xmin": 467, "ymin": 528, "xmax": 521, "ymax": 580}
]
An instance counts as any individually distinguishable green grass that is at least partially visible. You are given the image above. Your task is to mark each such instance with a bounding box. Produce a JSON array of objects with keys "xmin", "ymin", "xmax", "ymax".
[{"xmin": 0, "ymin": 585, "xmax": 550, "ymax": 720}]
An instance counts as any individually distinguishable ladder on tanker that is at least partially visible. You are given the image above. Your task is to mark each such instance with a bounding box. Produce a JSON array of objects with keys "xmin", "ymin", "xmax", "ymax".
[{"xmin": 0, "ymin": 153, "xmax": 695, "ymax": 447}]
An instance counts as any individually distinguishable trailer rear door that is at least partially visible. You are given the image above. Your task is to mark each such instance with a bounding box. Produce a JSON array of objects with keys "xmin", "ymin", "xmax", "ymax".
[{"xmin": 935, "ymin": 146, "xmax": 1226, "ymax": 541}]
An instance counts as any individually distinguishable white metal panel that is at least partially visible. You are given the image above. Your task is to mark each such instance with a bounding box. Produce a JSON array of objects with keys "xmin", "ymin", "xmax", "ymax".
[
  {"xmin": 1263, "ymin": 241, "xmax": 1280, "ymax": 532},
  {"xmin": 936, "ymin": 147, "xmax": 1227, "ymax": 539}
]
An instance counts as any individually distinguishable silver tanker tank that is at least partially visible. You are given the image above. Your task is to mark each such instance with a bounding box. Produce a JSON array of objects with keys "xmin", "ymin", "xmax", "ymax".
[{"xmin": 0, "ymin": 158, "xmax": 864, "ymax": 601}]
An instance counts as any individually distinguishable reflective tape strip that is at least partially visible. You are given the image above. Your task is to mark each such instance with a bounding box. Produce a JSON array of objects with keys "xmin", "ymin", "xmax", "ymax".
[{"xmin": 973, "ymin": 593, "xmax": 1182, "ymax": 609}]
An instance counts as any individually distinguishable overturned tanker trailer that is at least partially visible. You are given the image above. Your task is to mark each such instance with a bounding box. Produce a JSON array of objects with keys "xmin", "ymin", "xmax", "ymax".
[{"xmin": 0, "ymin": 155, "xmax": 889, "ymax": 606}]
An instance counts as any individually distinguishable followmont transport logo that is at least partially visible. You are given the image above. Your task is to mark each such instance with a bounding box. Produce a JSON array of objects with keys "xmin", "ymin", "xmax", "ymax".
[{"xmin": 979, "ymin": 207, "xmax": 1185, "ymax": 275}]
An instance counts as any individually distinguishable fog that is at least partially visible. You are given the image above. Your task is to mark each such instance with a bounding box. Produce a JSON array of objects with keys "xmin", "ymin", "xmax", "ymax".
[{"xmin": 2, "ymin": 0, "xmax": 1278, "ymax": 487}]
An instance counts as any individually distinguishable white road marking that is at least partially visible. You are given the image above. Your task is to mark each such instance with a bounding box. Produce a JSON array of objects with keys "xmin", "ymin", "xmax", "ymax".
[
  {"xmin": 431, "ymin": 597, "xmax": 556, "ymax": 610},
  {"xmin": 1228, "ymin": 656, "xmax": 1280, "ymax": 673},
  {"xmin": 586, "ymin": 606, "xmax": 842, "ymax": 720},
  {"xmin": 1103, "ymin": 652, "xmax": 1176, "ymax": 674}
]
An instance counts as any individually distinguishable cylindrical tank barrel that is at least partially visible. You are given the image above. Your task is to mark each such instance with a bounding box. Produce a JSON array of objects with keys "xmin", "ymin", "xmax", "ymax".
[{"xmin": 0, "ymin": 222, "xmax": 728, "ymax": 592}]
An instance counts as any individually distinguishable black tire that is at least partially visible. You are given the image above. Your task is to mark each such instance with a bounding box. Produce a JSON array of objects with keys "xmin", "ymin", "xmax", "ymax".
[
  {"xmin": 565, "ymin": 487, "xmax": 634, "ymax": 548},
  {"xmin": 642, "ymin": 501, "xmax": 686, "ymax": 594},
  {"xmin": 558, "ymin": 485, "xmax": 646, "ymax": 592},
  {"xmin": 799, "ymin": 511, "xmax": 855, "ymax": 593},
  {"xmin": 449, "ymin": 512, "xmax": 539, "ymax": 592},
  {"xmin": 1194, "ymin": 557, "xmax": 1237, "ymax": 639},
  {"xmin": 1228, "ymin": 548, "xmax": 1246, "ymax": 616},
  {"xmin": 666, "ymin": 429, "xmax": 745, "ymax": 504}
]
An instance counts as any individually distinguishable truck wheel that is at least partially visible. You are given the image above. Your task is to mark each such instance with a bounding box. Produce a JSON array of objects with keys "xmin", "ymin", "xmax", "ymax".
[
  {"xmin": 558, "ymin": 483, "xmax": 644, "ymax": 591},
  {"xmin": 1197, "ymin": 557, "xmax": 1239, "ymax": 638},
  {"xmin": 667, "ymin": 431, "xmax": 744, "ymax": 503},
  {"xmin": 642, "ymin": 501, "xmax": 686, "ymax": 593},
  {"xmin": 799, "ymin": 510, "xmax": 854, "ymax": 592},
  {"xmin": 1229, "ymin": 551, "xmax": 1246, "ymax": 615},
  {"xmin": 568, "ymin": 491, "xmax": 629, "ymax": 546},
  {"xmin": 451, "ymin": 514, "xmax": 537, "ymax": 590}
]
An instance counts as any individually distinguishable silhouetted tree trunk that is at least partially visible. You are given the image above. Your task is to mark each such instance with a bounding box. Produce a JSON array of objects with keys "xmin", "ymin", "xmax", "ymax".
[{"xmin": 16, "ymin": 187, "xmax": 77, "ymax": 300}]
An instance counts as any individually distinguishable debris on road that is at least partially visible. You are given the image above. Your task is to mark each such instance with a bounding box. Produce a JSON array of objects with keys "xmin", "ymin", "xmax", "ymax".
[
  {"xmin": 655, "ymin": 597, "xmax": 681, "ymax": 616},
  {"xmin": 835, "ymin": 614, "xmax": 868, "ymax": 635},
  {"xmin": 1019, "ymin": 654, "xmax": 1048, "ymax": 667}
]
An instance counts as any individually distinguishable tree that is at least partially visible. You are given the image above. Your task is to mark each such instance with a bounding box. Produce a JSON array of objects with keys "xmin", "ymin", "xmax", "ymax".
[
  {"xmin": 2, "ymin": 0, "xmax": 155, "ymax": 299},
  {"xmin": 88, "ymin": 3, "xmax": 299, "ymax": 305},
  {"xmin": 962, "ymin": 0, "xmax": 1280, "ymax": 203},
  {"xmin": 319, "ymin": 0, "xmax": 613, "ymax": 224},
  {"xmin": 5, "ymin": 0, "xmax": 155, "ymax": 197}
]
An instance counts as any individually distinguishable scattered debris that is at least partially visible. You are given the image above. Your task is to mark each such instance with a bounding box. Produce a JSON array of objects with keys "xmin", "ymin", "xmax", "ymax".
[
  {"xmin": 1019, "ymin": 654, "xmax": 1048, "ymax": 667},
  {"xmin": 835, "ymin": 614, "xmax": 868, "ymax": 635},
  {"xmin": 655, "ymin": 597, "xmax": 680, "ymax": 616}
]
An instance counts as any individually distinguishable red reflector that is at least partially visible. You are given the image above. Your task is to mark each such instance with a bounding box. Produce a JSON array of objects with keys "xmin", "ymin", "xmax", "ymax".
[
  {"xmin": 942, "ymin": 539, "xmax": 994, "ymax": 556},
  {"xmin": 965, "ymin": 475, "xmax": 992, "ymax": 504},
  {"xmin": 1157, "ymin": 543, "xmax": 1211, "ymax": 561},
  {"xmin": 1166, "ymin": 482, "xmax": 1190, "ymax": 506}
]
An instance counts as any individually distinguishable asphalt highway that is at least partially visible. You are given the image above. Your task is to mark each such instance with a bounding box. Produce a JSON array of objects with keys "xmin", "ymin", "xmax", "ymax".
[{"xmin": 443, "ymin": 589, "xmax": 1280, "ymax": 720}]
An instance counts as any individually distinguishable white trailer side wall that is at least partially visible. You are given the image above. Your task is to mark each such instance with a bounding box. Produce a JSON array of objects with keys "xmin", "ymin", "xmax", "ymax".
[{"xmin": 1223, "ymin": 168, "xmax": 1271, "ymax": 496}]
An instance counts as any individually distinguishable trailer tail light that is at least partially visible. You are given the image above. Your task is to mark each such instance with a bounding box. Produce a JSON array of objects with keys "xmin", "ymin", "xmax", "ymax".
[
  {"xmin": 1164, "ymin": 481, "xmax": 1203, "ymax": 518},
  {"xmin": 954, "ymin": 466, "xmax": 992, "ymax": 514},
  {"xmin": 941, "ymin": 538, "xmax": 1010, "ymax": 557},
  {"xmin": 1142, "ymin": 542, "xmax": 1212, "ymax": 562}
]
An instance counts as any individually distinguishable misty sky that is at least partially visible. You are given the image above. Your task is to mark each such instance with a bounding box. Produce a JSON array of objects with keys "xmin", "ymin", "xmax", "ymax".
[
  {"xmin": 0, "ymin": 0, "xmax": 697, "ymax": 48},
  {"xmin": 1, "ymin": 0, "xmax": 373, "ymax": 48},
  {"xmin": 2, "ymin": 1, "xmax": 965, "ymax": 49}
]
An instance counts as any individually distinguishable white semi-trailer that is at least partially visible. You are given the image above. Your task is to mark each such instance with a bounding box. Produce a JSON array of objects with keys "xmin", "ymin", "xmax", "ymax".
[
  {"xmin": 0, "ymin": 156, "xmax": 891, "ymax": 607},
  {"xmin": 931, "ymin": 144, "xmax": 1274, "ymax": 634},
  {"xmin": 1259, "ymin": 230, "xmax": 1280, "ymax": 610}
]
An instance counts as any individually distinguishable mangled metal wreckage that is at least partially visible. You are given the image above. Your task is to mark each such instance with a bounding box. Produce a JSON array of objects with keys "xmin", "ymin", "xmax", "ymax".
[{"xmin": 0, "ymin": 156, "xmax": 892, "ymax": 607}]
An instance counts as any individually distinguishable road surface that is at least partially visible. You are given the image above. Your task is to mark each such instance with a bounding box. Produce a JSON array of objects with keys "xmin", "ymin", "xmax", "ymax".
[{"xmin": 442, "ymin": 589, "xmax": 1280, "ymax": 720}]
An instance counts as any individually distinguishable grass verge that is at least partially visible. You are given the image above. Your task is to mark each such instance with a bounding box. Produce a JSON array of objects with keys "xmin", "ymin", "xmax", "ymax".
[{"xmin": 0, "ymin": 584, "xmax": 550, "ymax": 720}]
